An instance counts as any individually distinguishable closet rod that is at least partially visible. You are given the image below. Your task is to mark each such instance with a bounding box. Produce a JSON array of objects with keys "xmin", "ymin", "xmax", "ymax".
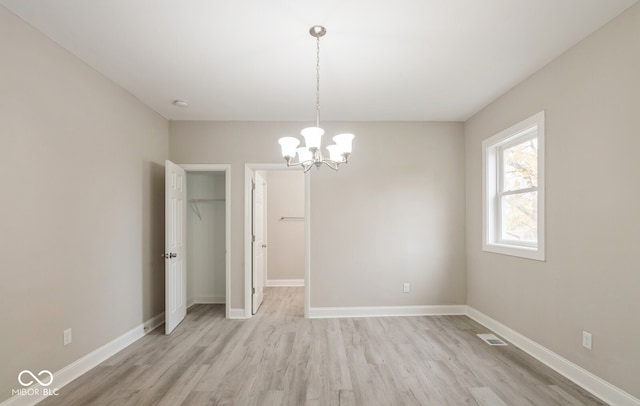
[{"xmin": 280, "ymin": 216, "xmax": 304, "ymax": 221}]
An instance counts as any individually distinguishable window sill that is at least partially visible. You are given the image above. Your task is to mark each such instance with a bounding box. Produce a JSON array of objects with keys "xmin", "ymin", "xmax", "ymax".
[{"xmin": 483, "ymin": 242, "xmax": 545, "ymax": 261}]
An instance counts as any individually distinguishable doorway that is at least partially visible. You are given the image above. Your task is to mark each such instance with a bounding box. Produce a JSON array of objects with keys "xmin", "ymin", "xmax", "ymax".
[
  {"xmin": 186, "ymin": 171, "xmax": 227, "ymax": 310},
  {"xmin": 162, "ymin": 160, "xmax": 231, "ymax": 334},
  {"xmin": 244, "ymin": 164, "xmax": 310, "ymax": 318},
  {"xmin": 164, "ymin": 164, "xmax": 231, "ymax": 334}
]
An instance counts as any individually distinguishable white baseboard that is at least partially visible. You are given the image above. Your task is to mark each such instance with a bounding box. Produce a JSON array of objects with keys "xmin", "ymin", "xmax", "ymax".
[
  {"xmin": 466, "ymin": 307, "xmax": 640, "ymax": 406},
  {"xmin": 0, "ymin": 312, "xmax": 165, "ymax": 406},
  {"xmin": 143, "ymin": 312, "xmax": 165, "ymax": 333},
  {"xmin": 187, "ymin": 296, "xmax": 226, "ymax": 308},
  {"xmin": 228, "ymin": 308, "xmax": 249, "ymax": 319},
  {"xmin": 266, "ymin": 279, "xmax": 304, "ymax": 287},
  {"xmin": 308, "ymin": 304, "xmax": 466, "ymax": 319}
]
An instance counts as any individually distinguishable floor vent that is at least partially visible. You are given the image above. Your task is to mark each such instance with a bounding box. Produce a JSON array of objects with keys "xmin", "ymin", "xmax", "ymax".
[{"xmin": 477, "ymin": 333, "xmax": 507, "ymax": 346}]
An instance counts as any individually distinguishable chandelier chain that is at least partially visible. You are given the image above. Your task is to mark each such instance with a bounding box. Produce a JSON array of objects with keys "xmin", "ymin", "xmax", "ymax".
[{"xmin": 315, "ymin": 35, "xmax": 321, "ymax": 128}]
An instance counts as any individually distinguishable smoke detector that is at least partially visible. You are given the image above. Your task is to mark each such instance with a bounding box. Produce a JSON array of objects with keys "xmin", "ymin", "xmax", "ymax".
[{"xmin": 172, "ymin": 99, "xmax": 188, "ymax": 108}]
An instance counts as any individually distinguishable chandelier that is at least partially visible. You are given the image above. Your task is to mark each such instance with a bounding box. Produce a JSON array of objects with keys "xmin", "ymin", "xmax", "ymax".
[{"xmin": 278, "ymin": 25, "xmax": 354, "ymax": 172}]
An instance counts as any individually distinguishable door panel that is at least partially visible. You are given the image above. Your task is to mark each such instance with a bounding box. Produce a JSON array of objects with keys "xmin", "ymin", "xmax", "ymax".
[
  {"xmin": 252, "ymin": 173, "xmax": 266, "ymax": 314},
  {"xmin": 165, "ymin": 160, "xmax": 187, "ymax": 334}
]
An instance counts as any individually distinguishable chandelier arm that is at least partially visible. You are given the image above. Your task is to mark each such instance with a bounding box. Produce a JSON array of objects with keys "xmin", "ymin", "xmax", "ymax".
[
  {"xmin": 303, "ymin": 163, "xmax": 313, "ymax": 173},
  {"xmin": 322, "ymin": 160, "xmax": 339, "ymax": 171},
  {"xmin": 285, "ymin": 158, "xmax": 303, "ymax": 168},
  {"xmin": 287, "ymin": 157, "xmax": 320, "ymax": 169}
]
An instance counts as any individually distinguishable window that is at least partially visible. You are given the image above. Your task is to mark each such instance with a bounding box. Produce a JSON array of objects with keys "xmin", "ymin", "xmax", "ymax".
[{"xmin": 483, "ymin": 111, "xmax": 545, "ymax": 261}]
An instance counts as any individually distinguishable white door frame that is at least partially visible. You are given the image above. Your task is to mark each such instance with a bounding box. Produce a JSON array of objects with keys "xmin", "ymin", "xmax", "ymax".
[
  {"xmin": 181, "ymin": 164, "xmax": 231, "ymax": 319},
  {"xmin": 244, "ymin": 164, "xmax": 310, "ymax": 318}
]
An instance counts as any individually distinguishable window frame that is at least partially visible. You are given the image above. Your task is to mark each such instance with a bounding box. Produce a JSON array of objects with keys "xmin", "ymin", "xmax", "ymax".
[{"xmin": 482, "ymin": 111, "xmax": 545, "ymax": 261}]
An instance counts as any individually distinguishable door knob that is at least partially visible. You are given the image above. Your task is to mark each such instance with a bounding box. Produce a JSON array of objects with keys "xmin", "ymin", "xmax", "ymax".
[
  {"xmin": 262, "ymin": 244, "xmax": 267, "ymax": 248},
  {"xmin": 162, "ymin": 253, "xmax": 178, "ymax": 259}
]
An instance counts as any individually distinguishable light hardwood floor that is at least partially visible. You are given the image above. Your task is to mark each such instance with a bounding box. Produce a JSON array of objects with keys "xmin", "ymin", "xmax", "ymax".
[{"xmin": 41, "ymin": 287, "xmax": 605, "ymax": 405}]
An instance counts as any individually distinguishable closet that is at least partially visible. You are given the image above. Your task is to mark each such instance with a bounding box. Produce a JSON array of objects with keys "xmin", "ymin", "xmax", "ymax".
[{"xmin": 186, "ymin": 172, "xmax": 226, "ymax": 307}]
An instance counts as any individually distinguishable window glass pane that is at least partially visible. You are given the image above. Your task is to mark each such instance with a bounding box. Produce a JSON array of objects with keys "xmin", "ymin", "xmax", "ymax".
[
  {"xmin": 502, "ymin": 138, "xmax": 537, "ymax": 191},
  {"xmin": 501, "ymin": 191, "xmax": 537, "ymax": 243}
]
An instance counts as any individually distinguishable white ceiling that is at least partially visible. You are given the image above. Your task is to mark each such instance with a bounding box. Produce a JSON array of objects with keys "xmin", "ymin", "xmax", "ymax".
[{"xmin": 1, "ymin": 0, "xmax": 637, "ymax": 121}]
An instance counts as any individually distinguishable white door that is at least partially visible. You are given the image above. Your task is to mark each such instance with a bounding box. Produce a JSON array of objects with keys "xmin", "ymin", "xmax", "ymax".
[
  {"xmin": 252, "ymin": 173, "xmax": 267, "ymax": 314},
  {"xmin": 164, "ymin": 160, "xmax": 187, "ymax": 334}
]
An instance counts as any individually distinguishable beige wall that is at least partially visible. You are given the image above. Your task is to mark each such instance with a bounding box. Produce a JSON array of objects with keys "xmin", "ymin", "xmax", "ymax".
[
  {"xmin": 265, "ymin": 170, "xmax": 305, "ymax": 281},
  {"xmin": 170, "ymin": 121, "xmax": 466, "ymax": 308},
  {"xmin": 464, "ymin": 3, "xmax": 640, "ymax": 398},
  {"xmin": 0, "ymin": 6, "xmax": 168, "ymax": 402},
  {"xmin": 310, "ymin": 122, "xmax": 467, "ymax": 307}
]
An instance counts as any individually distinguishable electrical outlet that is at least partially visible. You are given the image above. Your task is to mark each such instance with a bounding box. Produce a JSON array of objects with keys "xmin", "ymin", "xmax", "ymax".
[
  {"xmin": 582, "ymin": 331, "xmax": 592, "ymax": 350},
  {"xmin": 403, "ymin": 283, "xmax": 410, "ymax": 293},
  {"xmin": 63, "ymin": 328, "xmax": 72, "ymax": 346}
]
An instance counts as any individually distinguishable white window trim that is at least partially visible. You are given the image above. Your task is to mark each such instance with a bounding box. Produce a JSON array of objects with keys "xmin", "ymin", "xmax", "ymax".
[{"xmin": 482, "ymin": 111, "xmax": 545, "ymax": 261}]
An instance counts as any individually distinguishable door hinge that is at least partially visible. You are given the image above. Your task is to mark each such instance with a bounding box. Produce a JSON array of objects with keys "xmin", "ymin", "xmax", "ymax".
[
  {"xmin": 252, "ymin": 235, "xmax": 256, "ymax": 242},
  {"xmin": 251, "ymin": 181, "xmax": 255, "ymax": 190},
  {"xmin": 252, "ymin": 288, "xmax": 256, "ymax": 294}
]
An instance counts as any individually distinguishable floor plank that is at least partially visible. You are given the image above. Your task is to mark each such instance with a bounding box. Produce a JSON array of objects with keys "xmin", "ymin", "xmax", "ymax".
[
  {"xmin": 469, "ymin": 387, "xmax": 508, "ymax": 406},
  {"xmin": 39, "ymin": 287, "xmax": 606, "ymax": 406}
]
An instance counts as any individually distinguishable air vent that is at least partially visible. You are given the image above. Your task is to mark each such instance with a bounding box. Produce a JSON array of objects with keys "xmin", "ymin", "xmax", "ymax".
[{"xmin": 477, "ymin": 333, "xmax": 507, "ymax": 346}]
